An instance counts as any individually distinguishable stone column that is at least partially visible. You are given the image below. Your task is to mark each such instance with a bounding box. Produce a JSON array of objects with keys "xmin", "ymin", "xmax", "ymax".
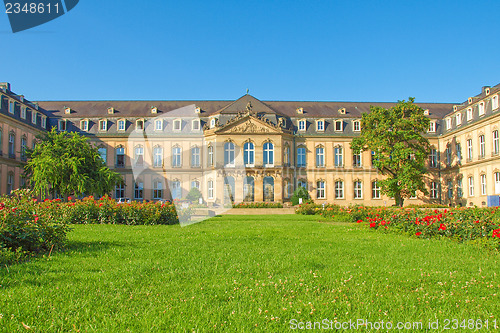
[{"xmin": 254, "ymin": 173, "xmax": 264, "ymax": 202}]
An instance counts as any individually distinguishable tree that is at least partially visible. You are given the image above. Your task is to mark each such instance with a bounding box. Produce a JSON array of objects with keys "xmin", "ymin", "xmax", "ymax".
[
  {"xmin": 25, "ymin": 128, "xmax": 123, "ymax": 199},
  {"xmin": 185, "ymin": 187, "xmax": 202, "ymax": 202},
  {"xmin": 291, "ymin": 186, "xmax": 310, "ymax": 206},
  {"xmin": 350, "ymin": 98, "xmax": 430, "ymax": 207}
]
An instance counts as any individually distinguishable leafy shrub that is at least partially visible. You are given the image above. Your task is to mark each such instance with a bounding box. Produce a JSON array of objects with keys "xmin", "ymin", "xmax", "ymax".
[
  {"xmin": 185, "ymin": 188, "xmax": 202, "ymax": 203},
  {"xmin": 291, "ymin": 187, "xmax": 310, "ymax": 206},
  {"xmin": 233, "ymin": 202, "xmax": 283, "ymax": 208}
]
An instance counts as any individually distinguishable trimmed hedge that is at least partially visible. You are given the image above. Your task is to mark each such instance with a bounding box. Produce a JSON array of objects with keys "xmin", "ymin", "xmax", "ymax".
[{"xmin": 232, "ymin": 202, "xmax": 283, "ymax": 208}]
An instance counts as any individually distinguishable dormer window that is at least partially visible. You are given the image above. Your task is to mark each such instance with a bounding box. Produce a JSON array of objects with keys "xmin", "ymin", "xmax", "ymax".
[
  {"xmin": 338, "ymin": 108, "xmax": 346, "ymax": 115},
  {"xmin": 192, "ymin": 119, "xmax": 200, "ymax": 131},
  {"xmin": 428, "ymin": 121, "xmax": 436, "ymax": 133},
  {"xmin": 467, "ymin": 108, "xmax": 473, "ymax": 121},
  {"xmin": 155, "ymin": 119, "xmax": 163, "ymax": 131},
  {"xmin": 445, "ymin": 117, "xmax": 451, "ymax": 130},
  {"xmin": 453, "ymin": 105, "xmax": 458, "ymax": 111},
  {"xmin": 456, "ymin": 113, "xmax": 462, "ymax": 126},
  {"xmin": 298, "ymin": 119, "xmax": 306, "ymax": 131},
  {"xmin": 486, "ymin": 87, "xmax": 491, "ymax": 95},
  {"xmin": 478, "ymin": 102, "xmax": 485, "ymax": 116},
  {"xmin": 423, "ymin": 109, "xmax": 429, "ymax": 115},
  {"xmin": 21, "ymin": 107, "xmax": 26, "ymax": 119},
  {"xmin": 64, "ymin": 107, "xmax": 71, "ymax": 114},
  {"xmin": 58, "ymin": 119, "xmax": 67, "ymax": 131},
  {"xmin": 316, "ymin": 119, "xmax": 325, "ymax": 132},
  {"xmin": 173, "ymin": 119, "xmax": 181, "ymax": 131},
  {"xmin": 41, "ymin": 116, "xmax": 46, "ymax": 129},
  {"xmin": 107, "ymin": 107, "xmax": 114, "ymax": 115},
  {"xmin": 8, "ymin": 101, "xmax": 14, "ymax": 114},
  {"xmin": 195, "ymin": 107, "xmax": 201, "ymax": 113},
  {"xmin": 80, "ymin": 119, "xmax": 89, "ymax": 131},
  {"xmin": 118, "ymin": 119, "xmax": 126, "ymax": 131},
  {"xmin": 468, "ymin": 97, "xmax": 473, "ymax": 104},
  {"xmin": 31, "ymin": 111, "xmax": 37, "ymax": 124},
  {"xmin": 493, "ymin": 95, "xmax": 499, "ymax": 110},
  {"xmin": 334, "ymin": 120, "xmax": 343, "ymax": 131},
  {"xmin": 353, "ymin": 120, "xmax": 361, "ymax": 132},
  {"xmin": 296, "ymin": 107, "xmax": 304, "ymax": 114},
  {"xmin": 210, "ymin": 118, "xmax": 216, "ymax": 128},
  {"xmin": 99, "ymin": 119, "xmax": 107, "ymax": 131},
  {"xmin": 136, "ymin": 119, "xmax": 144, "ymax": 130}
]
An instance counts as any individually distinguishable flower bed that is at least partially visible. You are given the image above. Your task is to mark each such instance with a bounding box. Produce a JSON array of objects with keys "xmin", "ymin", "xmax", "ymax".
[
  {"xmin": 232, "ymin": 202, "xmax": 283, "ymax": 208},
  {"xmin": 0, "ymin": 190, "xmax": 180, "ymax": 264},
  {"xmin": 300, "ymin": 204, "xmax": 500, "ymax": 251}
]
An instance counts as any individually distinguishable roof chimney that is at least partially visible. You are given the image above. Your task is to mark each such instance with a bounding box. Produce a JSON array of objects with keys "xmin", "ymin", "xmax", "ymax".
[{"xmin": 0, "ymin": 82, "xmax": 11, "ymax": 91}]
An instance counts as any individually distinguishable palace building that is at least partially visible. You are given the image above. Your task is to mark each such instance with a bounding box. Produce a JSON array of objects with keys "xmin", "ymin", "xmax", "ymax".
[{"xmin": 1, "ymin": 81, "xmax": 499, "ymax": 207}]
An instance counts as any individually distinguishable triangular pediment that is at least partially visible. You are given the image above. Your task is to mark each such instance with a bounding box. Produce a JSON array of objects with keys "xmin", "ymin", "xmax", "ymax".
[
  {"xmin": 216, "ymin": 94, "xmax": 284, "ymax": 116},
  {"xmin": 215, "ymin": 114, "xmax": 282, "ymax": 134}
]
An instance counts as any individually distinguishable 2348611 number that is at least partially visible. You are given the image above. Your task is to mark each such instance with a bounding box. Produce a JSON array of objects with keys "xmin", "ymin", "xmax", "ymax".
[{"xmin": 5, "ymin": 2, "xmax": 60, "ymax": 14}]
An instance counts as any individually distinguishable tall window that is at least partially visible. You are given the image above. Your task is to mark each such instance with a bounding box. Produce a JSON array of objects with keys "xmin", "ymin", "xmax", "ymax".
[
  {"xmin": 224, "ymin": 142, "xmax": 235, "ymax": 167},
  {"xmin": 192, "ymin": 119, "xmax": 200, "ymax": 131},
  {"xmin": 445, "ymin": 118, "xmax": 451, "ymax": 130},
  {"xmin": 98, "ymin": 147, "xmax": 107, "ymax": 163},
  {"xmin": 493, "ymin": 95, "xmax": 499, "ymax": 110},
  {"xmin": 31, "ymin": 111, "xmax": 37, "ymax": 124},
  {"xmin": 456, "ymin": 113, "xmax": 462, "ymax": 126},
  {"xmin": 173, "ymin": 119, "xmax": 181, "ymax": 131},
  {"xmin": 316, "ymin": 120, "xmax": 324, "ymax": 131},
  {"xmin": 372, "ymin": 181, "xmax": 380, "ymax": 199},
  {"xmin": 244, "ymin": 176, "xmax": 255, "ymax": 202},
  {"xmin": 466, "ymin": 139, "xmax": 473, "ymax": 161},
  {"xmin": 353, "ymin": 152, "xmax": 361, "ymax": 168},
  {"xmin": 115, "ymin": 183, "xmax": 125, "ymax": 199},
  {"xmin": 118, "ymin": 120, "xmax": 126, "ymax": 131},
  {"xmin": 445, "ymin": 145, "xmax": 452, "ymax": 165},
  {"xmin": 153, "ymin": 146, "xmax": 163, "ymax": 167},
  {"xmin": 7, "ymin": 172, "xmax": 14, "ymax": 194},
  {"xmin": 428, "ymin": 122, "xmax": 436, "ymax": 132},
  {"xmin": 207, "ymin": 180, "xmax": 214, "ymax": 199},
  {"xmin": 134, "ymin": 181, "xmax": 144, "ymax": 200},
  {"xmin": 283, "ymin": 145, "xmax": 290, "ymax": 166},
  {"xmin": 334, "ymin": 120, "xmax": 343, "ymax": 131},
  {"xmin": 456, "ymin": 143, "xmax": 462, "ymax": 163},
  {"xmin": 191, "ymin": 146, "xmax": 200, "ymax": 167},
  {"xmin": 316, "ymin": 146, "xmax": 325, "ymax": 167},
  {"xmin": 447, "ymin": 180, "xmax": 453, "ymax": 199},
  {"xmin": 244, "ymin": 142, "xmax": 255, "ymax": 166},
  {"xmin": 494, "ymin": 130, "xmax": 500, "ymax": 156},
  {"xmin": 468, "ymin": 177, "xmax": 474, "ymax": 197},
  {"xmin": 467, "ymin": 108, "xmax": 473, "ymax": 121},
  {"xmin": 479, "ymin": 135, "xmax": 485, "ymax": 158},
  {"xmin": 99, "ymin": 119, "xmax": 107, "ymax": 131},
  {"xmin": 297, "ymin": 147, "xmax": 306, "ymax": 167},
  {"xmin": 481, "ymin": 174, "xmax": 487, "ymax": 195},
  {"xmin": 0, "ymin": 128, "xmax": 3, "ymax": 154},
  {"xmin": 208, "ymin": 145, "xmax": 214, "ymax": 167},
  {"xmin": 316, "ymin": 181, "xmax": 325, "ymax": 199},
  {"xmin": 298, "ymin": 120, "xmax": 306, "ymax": 131},
  {"xmin": 479, "ymin": 102, "xmax": 485, "ymax": 116},
  {"xmin": 8, "ymin": 132, "xmax": 15, "ymax": 158},
  {"xmin": 58, "ymin": 120, "xmax": 67, "ymax": 131},
  {"xmin": 116, "ymin": 146, "xmax": 125, "ymax": 167},
  {"xmin": 335, "ymin": 180, "xmax": 344, "ymax": 199},
  {"xmin": 20, "ymin": 136, "xmax": 27, "ymax": 161},
  {"xmin": 495, "ymin": 172, "xmax": 500, "ymax": 194},
  {"xmin": 353, "ymin": 120, "xmax": 361, "ymax": 132},
  {"xmin": 457, "ymin": 178, "xmax": 463, "ymax": 198},
  {"xmin": 334, "ymin": 146, "xmax": 343, "ymax": 167},
  {"xmin": 153, "ymin": 181, "xmax": 163, "ymax": 199},
  {"xmin": 172, "ymin": 146, "xmax": 182, "ymax": 167},
  {"xmin": 430, "ymin": 182, "xmax": 439, "ymax": 199},
  {"xmin": 134, "ymin": 146, "xmax": 144, "ymax": 166},
  {"xmin": 171, "ymin": 180, "xmax": 181, "ymax": 199},
  {"xmin": 263, "ymin": 142, "xmax": 274, "ymax": 166},
  {"xmin": 429, "ymin": 149, "xmax": 437, "ymax": 168},
  {"xmin": 354, "ymin": 181, "xmax": 362, "ymax": 199},
  {"xmin": 80, "ymin": 119, "xmax": 89, "ymax": 131},
  {"xmin": 8, "ymin": 101, "xmax": 14, "ymax": 114},
  {"xmin": 136, "ymin": 119, "xmax": 144, "ymax": 130}
]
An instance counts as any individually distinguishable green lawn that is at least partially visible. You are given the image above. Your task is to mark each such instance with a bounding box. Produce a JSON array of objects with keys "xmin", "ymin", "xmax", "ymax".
[{"xmin": 1, "ymin": 215, "xmax": 499, "ymax": 332}]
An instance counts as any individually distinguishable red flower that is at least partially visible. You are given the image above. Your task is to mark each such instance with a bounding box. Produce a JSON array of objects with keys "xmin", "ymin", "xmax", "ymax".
[
  {"xmin": 356, "ymin": 219, "xmax": 362, "ymax": 223},
  {"xmin": 492, "ymin": 229, "xmax": 500, "ymax": 238},
  {"xmin": 99, "ymin": 203, "xmax": 103, "ymax": 207},
  {"xmin": 11, "ymin": 207, "xmax": 17, "ymax": 212},
  {"xmin": 474, "ymin": 220, "xmax": 480, "ymax": 224},
  {"xmin": 67, "ymin": 196, "xmax": 72, "ymax": 201},
  {"xmin": 416, "ymin": 232, "xmax": 422, "ymax": 236},
  {"xmin": 34, "ymin": 216, "xmax": 39, "ymax": 222},
  {"xmin": 438, "ymin": 223, "xmax": 446, "ymax": 231},
  {"xmin": 369, "ymin": 222, "xmax": 376, "ymax": 228}
]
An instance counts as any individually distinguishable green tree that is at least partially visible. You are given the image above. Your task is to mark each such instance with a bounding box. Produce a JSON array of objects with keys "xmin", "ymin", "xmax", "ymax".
[
  {"xmin": 291, "ymin": 186, "xmax": 310, "ymax": 206},
  {"xmin": 350, "ymin": 98, "xmax": 431, "ymax": 207},
  {"xmin": 185, "ymin": 187, "xmax": 202, "ymax": 202},
  {"xmin": 25, "ymin": 128, "xmax": 122, "ymax": 199}
]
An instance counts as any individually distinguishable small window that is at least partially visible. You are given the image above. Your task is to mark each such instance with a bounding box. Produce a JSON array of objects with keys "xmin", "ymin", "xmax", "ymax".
[
  {"xmin": 31, "ymin": 111, "xmax": 37, "ymax": 124},
  {"xmin": 107, "ymin": 107, "xmax": 114, "ymax": 114},
  {"xmin": 192, "ymin": 119, "xmax": 200, "ymax": 131},
  {"xmin": 20, "ymin": 107, "xmax": 26, "ymax": 119},
  {"xmin": 455, "ymin": 113, "xmax": 462, "ymax": 126},
  {"xmin": 479, "ymin": 102, "xmax": 485, "ymax": 116},
  {"xmin": 208, "ymin": 180, "xmax": 214, "ymax": 199},
  {"xmin": 298, "ymin": 120, "xmax": 306, "ymax": 131},
  {"xmin": 134, "ymin": 181, "xmax": 144, "ymax": 200},
  {"xmin": 354, "ymin": 181, "xmax": 363, "ymax": 199},
  {"xmin": 151, "ymin": 107, "xmax": 158, "ymax": 114},
  {"xmin": 136, "ymin": 119, "xmax": 144, "ymax": 130},
  {"xmin": 118, "ymin": 119, "xmax": 126, "ymax": 131},
  {"xmin": 467, "ymin": 108, "xmax": 473, "ymax": 121},
  {"xmin": 445, "ymin": 118, "xmax": 451, "ymax": 130},
  {"xmin": 372, "ymin": 181, "xmax": 381, "ymax": 199},
  {"xmin": 155, "ymin": 119, "xmax": 163, "ymax": 131},
  {"xmin": 316, "ymin": 181, "xmax": 325, "ymax": 199},
  {"xmin": 492, "ymin": 95, "xmax": 499, "ymax": 110},
  {"xmin": 173, "ymin": 119, "xmax": 181, "ymax": 131},
  {"xmin": 468, "ymin": 177, "xmax": 474, "ymax": 197},
  {"xmin": 481, "ymin": 174, "xmax": 487, "ymax": 195},
  {"xmin": 430, "ymin": 182, "xmax": 439, "ymax": 199},
  {"xmin": 210, "ymin": 118, "xmax": 216, "ymax": 128},
  {"xmin": 316, "ymin": 120, "xmax": 324, "ymax": 132},
  {"xmin": 8, "ymin": 101, "xmax": 14, "ymax": 114},
  {"xmin": 153, "ymin": 181, "xmax": 163, "ymax": 199},
  {"xmin": 335, "ymin": 181, "xmax": 344, "ymax": 199},
  {"xmin": 41, "ymin": 116, "xmax": 46, "ymax": 129},
  {"xmin": 80, "ymin": 119, "xmax": 89, "ymax": 131},
  {"xmin": 58, "ymin": 119, "xmax": 67, "ymax": 131},
  {"xmin": 99, "ymin": 119, "xmax": 107, "ymax": 131},
  {"xmin": 334, "ymin": 120, "xmax": 343, "ymax": 131},
  {"xmin": 65, "ymin": 107, "xmax": 71, "ymax": 114},
  {"xmin": 428, "ymin": 122, "xmax": 435, "ymax": 132},
  {"xmin": 353, "ymin": 120, "xmax": 361, "ymax": 132}
]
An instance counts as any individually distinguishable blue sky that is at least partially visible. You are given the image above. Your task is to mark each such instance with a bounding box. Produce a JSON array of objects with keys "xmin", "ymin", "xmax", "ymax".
[{"xmin": 1, "ymin": 0, "xmax": 499, "ymax": 103}]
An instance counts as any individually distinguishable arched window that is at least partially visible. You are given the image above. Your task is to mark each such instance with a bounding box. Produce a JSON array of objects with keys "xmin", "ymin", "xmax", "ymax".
[
  {"xmin": 244, "ymin": 176, "xmax": 255, "ymax": 202},
  {"xmin": 224, "ymin": 176, "xmax": 235, "ymax": 203},
  {"xmin": 297, "ymin": 146, "xmax": 306, "ymax": 167},
  {"xmin": 316, "ymin": 146, "xmax": 325, "ymax": 167},
  {"xmin": 21, "ymin": 136, "xmax": 27, "ymax": 161},
  {"xmin": 244, "ymin": 142, "xmax": 255, "ymax": 166},
  {"xmin": 171, "ymin": 180, "xmax": 181, "ymax": 200},
  {"xmin": 263, "ymin": 176, "xmax": 274, "ymax": 201},
  {"xmin": 334, "ymin": 146, "xmax": 343, "ymax": 167},
  {"xmin": 116, "ymin": 146, "xmax": 125, "ymax": 168},
  {"xmin": 283, "ymin": 144, "xmax": 290, "ymax": 166},
  {"xmin": 153, "ymin": 146, "xmax": 163, "ymax": 168},
  {"xmin": 263, "ymin": 142, "xmax": 274, "ymax": 167},
  {"xmin": 224, "ymin": 142, "xmax": 235, "ymax": 167}
]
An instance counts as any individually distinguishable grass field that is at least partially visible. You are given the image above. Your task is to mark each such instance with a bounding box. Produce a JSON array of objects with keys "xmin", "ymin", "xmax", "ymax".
[{"xmin": 1, "ymin": 215, "xmax": 499, "ymax": 332}]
